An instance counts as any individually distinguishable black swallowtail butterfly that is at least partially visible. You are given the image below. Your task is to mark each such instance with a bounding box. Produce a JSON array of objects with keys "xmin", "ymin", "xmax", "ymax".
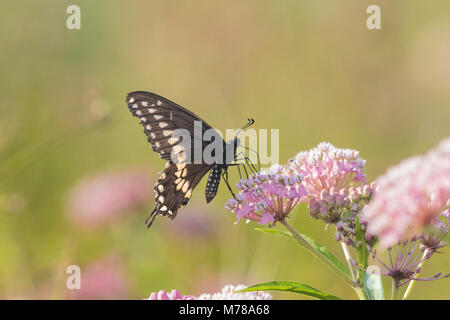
[{"xmin": 126, "ymin": 91, "xmax": 255, "ymax": 228}]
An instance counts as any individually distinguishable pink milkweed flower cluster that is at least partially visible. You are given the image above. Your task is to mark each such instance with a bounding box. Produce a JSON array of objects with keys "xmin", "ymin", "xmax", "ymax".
[
  {"xmin": 67, "ymin": 169, "xmax": 151, "ymax": 228},
  {"xmin": 225, "ymin": 142, "xmax": 373, "ymax": 234},
  {"xmin": 333, "ymin": 184, "xmax": 377, "ymax": 246},
  {"xmin": 225, "ymin": 164, "xmax": 307, "ymax": 226},
  {"xmin": 362, "ymin": 137, "xmax": 450, "ymax": 247},
  {"xmin": 287, "ymin": 142, "xmax": 368, "ymax": 224},
  {"xmin": 147, "ymin": 284, "xmax": 272, "ymax": 300}
]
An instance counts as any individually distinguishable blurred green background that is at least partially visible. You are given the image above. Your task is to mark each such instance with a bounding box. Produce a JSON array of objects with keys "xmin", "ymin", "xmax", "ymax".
[{"xmin": 0, "ymin": 0, "xmax": 449, "ymax": 299}]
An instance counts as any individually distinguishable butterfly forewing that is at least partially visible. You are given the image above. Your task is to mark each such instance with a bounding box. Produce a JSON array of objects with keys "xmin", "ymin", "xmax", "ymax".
[{"xmin": 126, "ymin": 91, "xmax": 217, "ymax": 163}]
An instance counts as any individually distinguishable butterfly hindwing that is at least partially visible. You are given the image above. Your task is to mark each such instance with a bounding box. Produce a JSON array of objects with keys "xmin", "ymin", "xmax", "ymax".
[{"xmin": 146, "ymin": 162, "xmax": 213, "ymax": 227}]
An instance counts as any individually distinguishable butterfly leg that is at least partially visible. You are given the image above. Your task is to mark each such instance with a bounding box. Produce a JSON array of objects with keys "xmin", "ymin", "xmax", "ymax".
[
  {"xmin": 237, "ymin": 164, "xmax": 243, "ymax": 180},
  {"xmin": 243, "ymin": 155, "xmax": 258, "ymax": 175},
  {"xmin": 234, "ymin": 150, "xmax": 258, "ymax": 176},
  {"xmin": 221, "ymin": 167, "xmax": 236, "ymax": 198},
  {"xmin": 241, "ymin": 162, "xmax": 249, "ymax": 179},
  {"xmin": 231, "ymin": 158, "xmax": 250, "ymax": 179},
  {"xmin": 240, "ymin": 145, "xmax": 261, "ymax": 172},
  {"xmin": 228, "ymin": 162, "xmax": 243, "ymax": 180},
  {"xmin": 235, "ymin": 155, "xmax": 258, "ymax": 175}
]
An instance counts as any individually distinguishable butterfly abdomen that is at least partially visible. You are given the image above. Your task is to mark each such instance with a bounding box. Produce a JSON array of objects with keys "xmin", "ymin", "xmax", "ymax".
[{"xmin": 205, "ymin": 165, "xmax": 222, "ymax": 203}]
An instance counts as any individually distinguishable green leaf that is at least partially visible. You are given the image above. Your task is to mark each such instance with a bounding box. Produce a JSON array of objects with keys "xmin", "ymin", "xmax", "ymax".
[
  {"xmin": 254, "ymin": 227, "xmax": 292, "ymax": 238},
  {"xmin": 355, "ymin": 217, "xmax": 369, "ymax": 283},
  {"xmin": 255, "ymin": 228, "xmax": 352, "ymax": 281},
  {"xmin": 238, "ymin": 281, "xmax": 342, "ymax": 300},
  {"xmin": 364, "ymin": 272, "xmax": 385, "ymax": 300}
]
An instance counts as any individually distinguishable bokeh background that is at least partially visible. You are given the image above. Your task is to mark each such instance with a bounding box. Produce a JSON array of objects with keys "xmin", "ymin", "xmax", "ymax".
[{"xmin": 0, "ymin": 0, "xmax": 449, "ymax": 299}]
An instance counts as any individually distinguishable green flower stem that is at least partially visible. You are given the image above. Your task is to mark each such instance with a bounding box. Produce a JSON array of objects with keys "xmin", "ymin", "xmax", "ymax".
[
  {"xmin": 354, "ymin": 285, "xmax": 368, "ymax": 300},
  {"xmin": 280, "ymin": 219, "xmax": 367, "ymax": 300},
  {"xmin": 402, "ymin": 248, "xmax": 429, "ymax": 300},
  {"xmin": 341, "ymin": 242, "xmax": 357, "ymax": 281},
  {"xmin": 391, "ymin": 278, "xmax": 397, "ymax": 300},
  {"xmin": 339, "ymin": 242, "xmax": 368, "ymax": 300}
]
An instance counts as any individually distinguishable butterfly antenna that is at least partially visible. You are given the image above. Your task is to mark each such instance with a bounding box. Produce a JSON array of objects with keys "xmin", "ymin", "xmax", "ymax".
[
  {"xmin": 233, "ymin": 119, "xmax": 260, "ymax": 173},
  {"xmin": 234, "ymin": 118, "xmax": 254, "ymax": 139}
]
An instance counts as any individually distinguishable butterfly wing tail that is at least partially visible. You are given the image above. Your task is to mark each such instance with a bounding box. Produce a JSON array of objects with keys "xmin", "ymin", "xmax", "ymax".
[
  {"xmin": 145, "ymin": 207, "xmax": 159, "ymax": 228},
  {"xmin": 145, "ymin": 203, "xmax": 179, "ymax": 228}
]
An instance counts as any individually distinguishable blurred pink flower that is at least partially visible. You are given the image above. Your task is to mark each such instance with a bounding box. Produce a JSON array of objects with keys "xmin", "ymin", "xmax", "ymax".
[
  {"xmin": 67, "ymin": 256, "xmax": 129, "ymax": 299},
  {"xmin": 419, "ymin": 206, "xmax": 449, "ymax": 255},
  {"xmin": 287, "ymin": 142, "xmax": 368, "ymax": 224},
  {"xmin": 363, "ymin": 137, "xmax": 450, "ymax": 247},
  {"xmin": 147, "ymin": 284, "xmax": 272, "ymax": 300},
  {"xmin": 167, "ymin": 205, "xmax": 219, "ymax": 239},
  {"xmin": 67, "ymin": 169, "xmax": 151, "ymax": 228}
]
